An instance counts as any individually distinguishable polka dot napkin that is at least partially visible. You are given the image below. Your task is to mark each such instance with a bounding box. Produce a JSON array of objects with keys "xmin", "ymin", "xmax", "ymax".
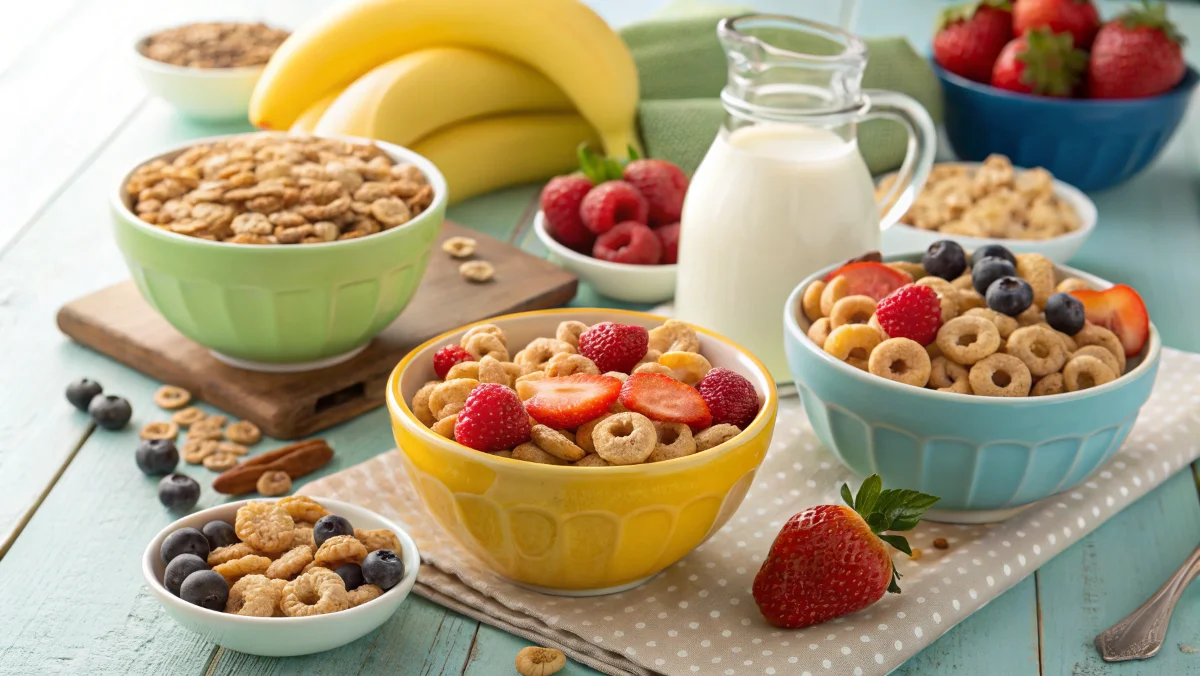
[{"xmin": 300, "ymin": 347, "xmax": 1200, "ymax": 676}]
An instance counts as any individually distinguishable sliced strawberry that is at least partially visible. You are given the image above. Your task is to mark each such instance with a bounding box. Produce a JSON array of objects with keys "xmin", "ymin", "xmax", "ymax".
[
  {"xmin": 1069, "ymin": 284, "xmax": 1150, "ymax": 358},
  {"xmin": 822, "ymin": 262, "xmax": 911, "ymax": 301},
  {"xmin": 522, "ymin": 374, "xmax": 622, "ymax": 429},
  {"xmin": 618, "ymin": 373, "xmax": 712, "ymax": 430}
]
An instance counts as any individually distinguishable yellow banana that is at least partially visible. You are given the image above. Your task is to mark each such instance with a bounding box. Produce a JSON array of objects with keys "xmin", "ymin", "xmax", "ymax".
[
  {"xmin": 250, "ymin": 0, "xmax": 638, "ymax": 155},
  {"xmin": 313, "ymin": 47, "xmax": 573, "ymax": 147},
  {"xmin": 412, "ymin": 113, "xmax": 598, "ymax": 204},
  {"xmin": 289, "ymin": 93, "xmax": 338, "ymax": 133}
]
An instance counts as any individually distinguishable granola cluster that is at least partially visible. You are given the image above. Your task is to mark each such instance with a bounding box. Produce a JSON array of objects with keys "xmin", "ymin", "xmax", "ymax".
[
  {"xmin": 126, "ymin": 133, "xmax": 435, "ymax": 245},
  {"xmin": 140, "ymin": 22, "xmax": 290, "ymax": 69}
]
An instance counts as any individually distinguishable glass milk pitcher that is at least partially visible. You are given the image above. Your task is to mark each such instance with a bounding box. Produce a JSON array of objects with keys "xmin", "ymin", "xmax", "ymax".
[{"xmin": 675, "ymin": 14, "xmax": 935, "ymax": 382}]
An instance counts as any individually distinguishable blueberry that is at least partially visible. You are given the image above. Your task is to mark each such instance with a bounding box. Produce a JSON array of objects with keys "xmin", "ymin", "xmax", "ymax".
[
  {"xmin": 313, "ymin": 515, "xmax": 354, "ymax": 548},
  {"xmin": 986, "ymin": 276, "xmax": 1035, "ymax": 317},
  {"xmin": 164, "ymin": 553, "xmax": 209, "ymax": 596},
  {"xmin": 970, "ymin": 243, "xmax": 1016, "ymax": 268},
  {"xmin": 136, "ymin": 439, "xmax": 179, "ymax": 476},
  {"xmin": 202, "ymin": 520, "xmax": 239, "ymax": 550},
  {"xmin": 161, "ymin": 526, "xmax": 210, "ymax": 563},
  {"xmin": 66, "ymin": 378, "xmax": 103, "ymax": 412},
  {"xmin": 922, "ymin": 240, "xmax": 967, "ymax": 281},
  {"xmin": 158, "ymin": 474, "xmax": 201, "ymax": 512},
  {"xmin": 179, "ymin": 570, "xmax": 229, "ymax": 611},
  {"xmin": 972, "ymin": 257, "xmax": 1017, "ymax": 295},
  {"xmin": 361, "ymin": 549, "xmax": 405, "ymax": 590},
  {"xmin": 1045, "ymin": 292, "xmax": 1086, "ymax": 335},
  {"xmin": 88, "ymin": 394, "xmax": 132, "ymax": 430},
  {"xmin": 334, "ymin": 562, "xmax": 364, "ymax": 590}
]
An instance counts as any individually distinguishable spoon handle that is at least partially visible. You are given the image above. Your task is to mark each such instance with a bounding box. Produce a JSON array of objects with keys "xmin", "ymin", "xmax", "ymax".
[{"xmin": 1095, "ymin": 544, "xmax": 1200, "ymax": 662}]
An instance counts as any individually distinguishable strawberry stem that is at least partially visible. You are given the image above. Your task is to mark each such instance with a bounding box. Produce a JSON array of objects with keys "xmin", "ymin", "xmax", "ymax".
[
  {"xmin": 841, "ymin": 474, "xmax": 940, "ymax": 594},
  {"xmin": 1120, "ymin": 0, "xmax": 1186, "ymax": 45},
  {"xmin": 936, "ymin": 0, "xmax": 1011, "ymax": 31},
  {"xmin": 1017, "ymin": 28, "xmax": 1089, "ymax": 96}
]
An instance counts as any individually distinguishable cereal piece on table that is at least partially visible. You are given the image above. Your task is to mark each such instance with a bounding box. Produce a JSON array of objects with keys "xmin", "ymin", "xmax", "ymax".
[
  {"xmin": 347, "ymin": 584, "xmax": 384, "ymax": 608},
  {"xmin": 823, "ymin": 324, "xmax": 883, "ymax": 371},
  {"xmin": 1074, "ymin": 324, "xmax": 1127, "ymax": 373},
  {"xmin": 1014, "ymin": 253, "xmax": 1056, "ymax": 308},
  {"xmin": 646, "ymin": 421, "xmax": 697, "ymax": 462},
  {"xmin": 217, "ymin": 441, "xmax": 248, "ymax": 456},
  {"xmin": 225, "ymin": 420, "xmax": 262, "ymax": 445},
  {"xmin": 441, "ymin": 236, "xmax": 476, "ymax": 258},
  {"xmin": 213, "ymin": 554, "xmax": 272, "ymax": 585},
  {"xmin": 187, "ymin": 419, "xmax": 225, "ymax": 441},
  {"xmin": 936, "ymin": 316, "xmax": 1002, "ymax": 366},
  {"xmin": 657, "ymin": 351, "xmax": 712, "ymax": 386},
  {"xmin": 266, "ymin": 545, "xmax": 314, "ymax": 580},
  {"xmin": 208, "ymin": 542, "xmax": 262, "ymax": 566},
  {"xmin": 868, "ymin": 338, "xmax": 932, "ymax": 388},
  {"xmin": 256, "ymin": 470, "xmax": 292, "ymax": 496},
  {"xmin": 963, "ymin": 308, "xmax": 1018, "ymax": 339},
  {"xmin": 462, "ymin": 323, "xmax": 508, "ymax": 347},
  {"xmin": 513, "ymin": 338, "xmax": 575, "ymax": 370},
  {"xmin": 829, "ymin": 295, "xmax": 877, "ymax": 329},
  {"xmin": 819, "ymin": 275, "xmax": 850, "ymax": 317},
  {"xmin": 516, "ymin": 647, "xmax": 566, "ymax": 676},
  {"xmin": 464, "ymin": 332, "xmax": 508, "ymax": 361},
  {"xmin": 314, "ymin": 535, "xmax": 369, "ymax": 568},
  {"xmin": 807, "ymin": 317, "xmax": 832, "ymax": 349},
  {"xmin": 411, "ymin": 380, "xmax": 440, "ymax": 426},
  {"xmin": 1063, "ymin": 355, "xmax": 1116, "ymax": 392},
  {"xmin": 574, "ymin": 454, "xmax": 611, "ymax": 467},
  {"xmin": 933, "ymin": 537, "xmax": 950, "ymax": 550},
  {"xmin": 277, "ymin": 496, "xmax": 330, "ymax": 523},
  {"xmin": 802, "ymin": 280, "xmax": 826, "ymax": 321},
  {"xmin": 154, "ymin": 385, "xmax": 192, "ymax": 409},
  {"xmin": 171, "ymin": 406, "xmax": 206, "ymax": 427},
  {"xmin": 235, "ymin": 501, "xmax": 296, "ymax": 553},
  {"xmin": 544, "ymin": 353, "xmax": 600, "ymax": 377},
  {"xmin": 203, "ymin": 451, "xmax": 240, "ymax": 471},
  {"xmin": 555, "ymin": 320, "xmax": 589, "ymax": 348},
  {"xmin": 225, "ymin": 574, "xmax": 285, "ymax": 617},
  {"xmin": 459, "ymin": 260, "xmax": 495, "ymax": 283},
  {"xmin": 141, "ymin": 421, "xmax": 178, "ymax": 441},
  {"xmin": 929, "ymin": 356, "xmax": 970, "ymax": 391},
  {"xmin": 1031, "ymin": 373, "xmax": 1066, "ymax": 396},
  {"xmin": 592, "ymin": 412, "xmax": 657, "ymax": 465},
  {"xmin": 182, "ymin": 439, "xmax": 219, "ymax": 464},
  {"xmin": 431, "ymin": 414, "xmax": 457, "ymax": 439},
  {"xmin": 633, "ymin": 362, "xmax": 678, "ymax": 378},
  {"xmin": 647, "ymin": 319, "xmax": 700, "ymax": 354},
  {"xmin": 968, "ymin": 353, "xmax": 1032, "ymax": 397},
  {"xmin": 575, "ymin": 414, "xmax": 613, "ymax": 455},
  {"xmin": 512, "ymin": 442, "xmax": 569, "ymax": 465},
  {"xmin": 1056, "ymin": 277, "xmax": 1089, "ymax": 294},
  {"xmin": 531, "ymin": 425, "xmax": 586, "ymax": 461},
  {"xmin": 281, "ymin": 567, "xmax": 350, "ymax": 617},
  {"xmin": 1072, "ymin": 345, "xmax": 1121, "ymax": 376},
  {"xmin": 354, "ymin": 528, "xmax": 402, "ymax": 553}
]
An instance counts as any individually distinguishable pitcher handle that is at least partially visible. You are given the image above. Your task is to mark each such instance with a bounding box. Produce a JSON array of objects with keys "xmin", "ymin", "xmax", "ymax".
[{"xmin": 861, "ymin": 90, "xmax": 937, "ymax": 232}]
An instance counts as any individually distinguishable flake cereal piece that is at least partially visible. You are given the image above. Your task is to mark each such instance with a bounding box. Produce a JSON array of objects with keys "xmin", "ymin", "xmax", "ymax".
[
  {"xmin": 354, "ymin": 528, "xmax": 402, "ymax": 554},
  {"xmin": 314, "ymin": 534, "xmax": 368, "ymax": 568},
  {"xmin": 213, "ymin": 554, "xmax": 272, "ymax": 585},
  {"xmin": 276, "ymin": 495, "xmax": 329, "ymax": 523},
  {"xmin": 235, "ymin": 501, "xmax": 296, "ymax": 553},
  {"xmin": 266, "ymin": 545, "xmax": 314, "ymax": 580}
]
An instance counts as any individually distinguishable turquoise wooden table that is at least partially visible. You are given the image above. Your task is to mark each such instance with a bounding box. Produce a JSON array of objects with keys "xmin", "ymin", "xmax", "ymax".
[{"xmin": 0, "ymin": 0, "xmax": 1198, "ymax": 673}]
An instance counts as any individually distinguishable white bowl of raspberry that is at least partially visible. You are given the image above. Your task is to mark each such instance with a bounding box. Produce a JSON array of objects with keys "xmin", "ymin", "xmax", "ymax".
[{"xmin": 535, "ymin": 212, "xmax": 677, "ymax": 304}]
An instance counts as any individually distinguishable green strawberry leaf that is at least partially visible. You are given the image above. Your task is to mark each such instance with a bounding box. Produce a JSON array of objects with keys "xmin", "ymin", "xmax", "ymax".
[
  {"xmin": 839, "ymin": 476, "xmax": 938, "ymax": 594},
  {"xmin": 840, "ymin": 483, "xmax": 855, "ymax": 509},
  {"xmin": 879, "ymin": 534, "xmax": 912, "ymax": 556},
  {"xmin": 626, "ymin": 144, "xmax": 641, "ymax": 162},
  {"xmin": 853, "ymin": 474, "xmax": 883, "ymax": 516},
  {"xmin": 875, "ymin": 489, "xmax": 941, "ymax": 532},
  {"xmin": 1120, "ymin": 0, "xmax": 1186, "ymax": 45},
  {"xmin": 866, "ymin": 512, "xmax": 890, "ymax": 533},
  {"xmin": 936, "ymin": 0, "xmax": 1010, "ymax": 32},
  {"xmin": 887, "ymin": 567, "xmax": 903, "ymax": 594},
  {"xmin": 1018, "ymin": 28, "xmax": 1089, "ymax": 96}
]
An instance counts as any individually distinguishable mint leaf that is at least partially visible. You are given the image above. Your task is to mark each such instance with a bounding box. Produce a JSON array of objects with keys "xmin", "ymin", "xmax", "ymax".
[
  {"xmin": 854, "ymin": 474, "xmax": 883, "ymax": 517},
  {"xmin": 879, "ymin": 534, "xmax": 912, "ymax": 556},
  {"xmin": 840, "ymin": 484, "xmax": 854, "ymax": 509}
]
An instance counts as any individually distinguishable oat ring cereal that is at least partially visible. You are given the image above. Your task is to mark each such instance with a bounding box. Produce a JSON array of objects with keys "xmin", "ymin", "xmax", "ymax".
[
  {"xmin": 555, "ymin": 320, "xmax": 589, "ymax": 348},
  {"xmin": 428, "ymin": 379, "xmax": 479, "ymax": 420},
  {"xmin": 1015, "ymin": 253, "xmax": 1056, "ymax": 307},
  {"xmin": 823, "ymin": 324, "xmax": 883, "ymax": 371},
  {"xmin": 431, "ymin": 414, "xmax": 457, "ymax": 439},
  {"xmin": 968, "ymin": 353, "xmax": 1032, "ymax": 397},
  {"xmin": 802, "ymin": 279, "xmax": 826, "ymax": 321},
  {"xmin": 1075, "ymin": 324, "xmax": 1127, "ymax": 373},
  {"xmin": 461, "ymin": 323, "xmax": 507, "ymax": 348},
  {"xmin": 1006, "ymin": 325, "xmax": 1068, "ymax": 377},
  {"xmin": 265, "ymin": 545, "xmax": 314, "ymax": 580},
  {"xmin": 464, "ymin": 332, "xmax": 509, "ymax": 362},
  {"xmin": 530, "ymin": 424, "xmax": 586, "ymax": 461},
  {"xmin": 544, "ymin": 353, "xmax": 600, "ymax": 377},
  {"xmin": 1071, "ymin": 345, "xmax": 1121, "ymax": 376},
  {"xmin": 171, "ymin": 406, "xmax": 207, "ymax": 427},
  {"xmin": 225, "ymin": 574, "xmax": 285, "ymax": 617},
  {"xmin": 1031, "ymin": 372, "xmax": 1066, "ymax": 396},
  {"xmin": 657, "ymin": 351, "xmax": 712, "ymax": 386},
  {"xmin": 929, "ymin": 356, "xmax": 970, "ymax": 392},
  {"xmin": 819, "ymin": 276, "xmax": 850, "ymax": 316},
  {"xmin": 647, "ymin": 319, "xmax": 701, "ymax": 353},
  {"xmin": 1056, "ymin": 278, "xmax": 1089, "ymax": 293},
  {"xmin": 575, "ymin": 414, "xmax": 613, "ymax": 454},
  {"xmin": 235, "ymin": 501, "xmax": 296, "ymax": 553},
  {"xmin": 477, "ymin": 355, "xmax": 511, "ymax": 385},
  {"xmin": 646, "ymin": 421, "xmax": 697, "ymax": 463},
  {"xmin": 225, "ymin": 420, "xmax": 262, "ymax": 445},
  {"xmin": 867, "ymin": 338, "xmax": 932, "ymax": 388},
  {"xmin": 915, "ymin": 276, "xmax": 954, "ymax": 295},
  {"xmin": 830, "ymin": 295, "xmax": 877, "ymax": 329},
  {"xmin": 410, "ymin": 380, "xmax": 439, "ymax": 426},
  {"xmin": 868, "ymin": 314, "xmax": 889, "ymax": 338},
  {"xmin": 637, "ymin": 349, "xmax": 663, "ymax": 367},
  {"xmin": 281, "ymin": 567, "xmax": 350, "ymax": 617},
  {"xmin": 1063, "ymin": 354, "xmax": 1117, "ymax": 392},
  {"xmin": 592, "ymin": 412, "xmax": 658, "ymax": 465},
  {"xmin": 807, "ymin": 317, "xmax": 832, "ymax": 349},
  {"xmin": 695, "ymin": 424, "xmax": 741, "ymax": 452},
  {"xmin": 182, "ymin": 439, "xmax": 218, "ymax": 464},
  {"xmin": 963, "ymin": 308, "xmax": 1018, "ymax": 339},
  {"xmin": 575, "ymin": 454, "xmax": 611, "ymax": 467},
  {"xmin": 634, "ymin": 362, "xmax": 678, "ymax": 378},
  {"xmin": 314, "ymin": 534, "xmax": 369, "ymax": 568},
  {"xmin": 513, "ymin": 338, "xmax": 576, "ymax": 370},
  {"xmin": 445, "ymin": 361, "xmax": 481, "ymax": 381},
  {"xmin": 141, "ymin": 421, "xmax": 179, "ymax": 441},
  {"xmin": 936, "ymin": 316, "xmax": 1002, "ymax": 365},
  {"xmin": 512, "ymin": 442, "xmax": 568, "ymax": 465},
  {"xmin": 154, "ymin": 385, "xmax": 192, "ymax": 409}
]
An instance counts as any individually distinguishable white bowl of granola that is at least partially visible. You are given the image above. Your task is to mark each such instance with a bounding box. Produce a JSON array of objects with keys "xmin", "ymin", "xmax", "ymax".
[{"xmin": 879, "ymin": 157, "xmax": 1097, "ymax": 264}]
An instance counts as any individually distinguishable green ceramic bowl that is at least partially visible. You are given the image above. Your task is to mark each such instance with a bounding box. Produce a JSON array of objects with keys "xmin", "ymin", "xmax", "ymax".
[{"xmin": 111, "ymin": 134, "xmax": 447, "ymax": 371}]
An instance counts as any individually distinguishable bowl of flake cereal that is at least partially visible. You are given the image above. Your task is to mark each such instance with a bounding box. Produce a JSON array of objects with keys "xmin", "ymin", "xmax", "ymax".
[{"xmin": 879, "ymin": 155, "xmax": 1096, "ymax": 264}]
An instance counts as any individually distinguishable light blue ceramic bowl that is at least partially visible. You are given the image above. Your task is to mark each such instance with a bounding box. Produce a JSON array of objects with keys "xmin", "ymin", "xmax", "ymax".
[{"xmin": 783, "ymin": 255, "xmax": 1161, "ymax": 523}]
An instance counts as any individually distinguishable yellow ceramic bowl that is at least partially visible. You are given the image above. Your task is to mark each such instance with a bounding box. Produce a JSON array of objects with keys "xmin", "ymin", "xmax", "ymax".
[{"xmin": 386, "ymin": 309, "xmax": 779, "ymax": 595}]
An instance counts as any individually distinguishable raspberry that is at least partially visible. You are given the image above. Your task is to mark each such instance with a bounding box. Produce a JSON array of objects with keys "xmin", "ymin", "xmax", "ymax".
[
  {"xmin": 623, "ymin": 159, "xmax": 688, "ymax": 226},
  {"xmin": 654, "ymin": 222, "xmax": 681, "ymax": 264},
  {"xmin": 593, "ymin": 222, "xmax": 662, "ymax": 265},
  {"xmin": 578, "ymin": 322, "xmax": 650, "ymax": 373},
  {"xmin": 580, "ymin": 180, "xmax": 648, "ymax": 235},
  {"xmin": 539, "ymin": 174, "xmax": 594, "ymax": 252},
  {"xmin": 874, "ymin": 284, "xmax": 942, "ymax": 345},
  {"xmin": 433, "ymin": 345, "xmax": 473, "ymax": 380},
  {"xmin": 453, "ymin": 384, "xmax": 531, "ymax": 453},
  {"xmin": 696, "ymin": 367, "xmax": 760, "ymax": 428}
]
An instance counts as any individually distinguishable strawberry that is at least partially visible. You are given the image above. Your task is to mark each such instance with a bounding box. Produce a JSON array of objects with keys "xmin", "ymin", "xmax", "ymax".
[
  {"xmin": 874, "ymin": 284, "xmax": 943, "ymax": 345},
  {"xmin": 753, "ymin": 475, "xmax": 939, "ymax": 629},
  {"xmin": 433, "ymin": 344, "xmax": 473, "ymax": 380},
  {"xmin": 823, "ymin": 262, "xmax": 911, "ymax": 301},
  {"xmin": 522, "ymin": 374, "xmax": 623, "ymax": 429},
  {"xmin": 654, "ymin": 223, "xmax": 681, "ymax": 264},
  {"xmin": 623, "ymin": 159, "xmax": 689, "ymax": 226},
  {"xmin": 1069, "ymin": 284, "xmax": 1150, "ymax": 357},
  {"xmin": 618, "ymin": 373, "xmax": 712, "ymax": 430},
  {"xmin": 696, "ymin": 367, "xmax": 760, "ymax": 428},
  {"xmin": 453, "ymin": 383, "xmax": 532, "ymax": 453},
  {"xmin": 578, "ymin": 322, "xmax": 650, "ymax": 374},
  {"xmin": 933, "ymin": 0, "xmax": 1014, "ymax": 83},
  {"xmin": 1014, "ymin": 0, "xmax": 1101, "ymax": 48},
  {"xmin": 540, "ymin": 174, "xmax": 595, "ymax": 253},
  {"xmin": 1087, "ymin": 1, "xmax": 1187, "ymax": 99},
  {"xmin": 593, "ymin": 221, "xmax": 663, "ymax": 265},
  {"xmin": 580, "ymin": 181, "xmax": 649, "ymax": 235},
  {"xmin": 991, "ymin": 28, "xmax": 1088, "ymax": 96}
]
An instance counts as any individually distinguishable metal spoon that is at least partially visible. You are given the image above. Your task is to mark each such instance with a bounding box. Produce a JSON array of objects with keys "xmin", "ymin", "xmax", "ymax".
[{"xmin": 1095, "ymin": 544, "xmax": 1200, "ymax": 662}]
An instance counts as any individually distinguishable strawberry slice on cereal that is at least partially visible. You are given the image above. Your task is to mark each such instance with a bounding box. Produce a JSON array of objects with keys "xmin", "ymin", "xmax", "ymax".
[
  {"xmin": 823, "ymin": 262, "xmax": 911, "ymax": 301},
  {"xmin": 1070, "ymin": 284, "xmax": 1150, "ymax": 358},
  {"xmin": 523, "ymin": 374, "xmax": 623, "ymax": 429},
  {"xmin": 619, "ymin": 373, "xmax": 712, "ymax": 430}
]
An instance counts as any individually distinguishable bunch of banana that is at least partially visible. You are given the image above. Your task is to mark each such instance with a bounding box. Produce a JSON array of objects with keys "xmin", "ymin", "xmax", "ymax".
[{"xmin": 252, "ymin": 0, "xmax": 638, "ymax": 204}]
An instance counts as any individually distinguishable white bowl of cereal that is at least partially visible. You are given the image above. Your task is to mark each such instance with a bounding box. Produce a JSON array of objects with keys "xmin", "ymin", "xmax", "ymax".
[
  {"xmin": 142, "ymin": 496, "xmax": 419, "ymax": 657},
  {"xmin": 879, "ymin": 156, "xmax": 1097, "ymax": 264}
]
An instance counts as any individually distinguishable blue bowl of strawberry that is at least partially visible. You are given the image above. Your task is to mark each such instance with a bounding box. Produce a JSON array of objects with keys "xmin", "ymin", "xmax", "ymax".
[{"xmin": 932, "ymin": 0, "xmax": 1197, "ymax": 191}]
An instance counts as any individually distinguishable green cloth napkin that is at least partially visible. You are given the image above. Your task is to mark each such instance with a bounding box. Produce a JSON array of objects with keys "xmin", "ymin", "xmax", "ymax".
[{"xmin": 618, "ymin": 2, "xmax": 943, "ymax": 175}]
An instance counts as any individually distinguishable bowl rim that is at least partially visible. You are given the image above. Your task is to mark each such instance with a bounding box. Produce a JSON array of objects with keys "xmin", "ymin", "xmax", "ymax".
[
  {"xmin": 533, "ymin": 212, "xmax": 678, "ymax": 274},
  {"xmin": 932, "ymin": 60, "xmax": 1200, "ymax": 107},
  {"xmin": 141, "ymin": 496, "xmax": 420, "ymax": 624},
  {"xmin": 112, "ymin": 132, "xmax": 449, "ymax": 251},
  {"xmin": 133, "ymin": 34, "xmax": 271, "ymax": 77},
  {"xmin": 784, "ymin": 255, "xmax": 1162, "ymax": 407},
  {"xmin": 386, "ymin": 308, "xmax": 778, "ymax": 474}
]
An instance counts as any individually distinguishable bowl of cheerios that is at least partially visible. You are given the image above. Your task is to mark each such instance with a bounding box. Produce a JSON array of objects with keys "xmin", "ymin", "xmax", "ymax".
[
  {"xmin": 878, "ymin": 155, "xmax": 1097, "ymax": 264},
  {"xmin": 783, "ymin": 243, "xmax": 1159, "ymax": 523},
  {"xmin": 386, "ymin": 309, "xmax": 779, "ymax": 595}
]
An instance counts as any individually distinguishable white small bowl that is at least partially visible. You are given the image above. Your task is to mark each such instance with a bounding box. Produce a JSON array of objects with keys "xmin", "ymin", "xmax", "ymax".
[
  {"xmin": 142, "ymin": 497, "xmax": 419, "ymax": 657},
  {"xmin": 880, "ymin": 163, "xmax": 1097, "ymax": 263},
  {"xmin": 533, "ymin": 212, "xmax": 676, "ymax": 304},
  {"xmin": 133, "ymin": 36, "xmax": 265, "ymax": 121}
]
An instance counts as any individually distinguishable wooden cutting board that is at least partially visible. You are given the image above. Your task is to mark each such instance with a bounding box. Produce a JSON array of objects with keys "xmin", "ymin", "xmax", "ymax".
[{"xmin": 57, "ymin": 222, "xmax": 577, "ymax": 439}]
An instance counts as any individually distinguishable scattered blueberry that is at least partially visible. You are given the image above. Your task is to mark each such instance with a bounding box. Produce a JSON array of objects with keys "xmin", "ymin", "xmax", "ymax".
[
  {"xmin": 922, "ymin": 240, "xmax": 967, "ymax": 280},
  {"xmin": 179, "ymin": 570, "xmax": 229, "ymax": 611},
  {"xmin": 1045, "ymin": 292, "xmax": 1086, "ymax": 335},
  {"xmin": 158, "ymin": 474, "xmax": 201, "ymax": 512},
  {"xmin": 986, "ymin": 276, "xmax": 1035, "ymax": 317},
  {"xmin": 334, "ymin": 562, "xmax": 364, "ymax": 590},
  {"xmin": 136, "ymin": 439, "xmax": 179, "ymax": 476},
  {"xmin": 970, "ymin": 243, "xmax": 1016, "ymax": 268},
  {"xmin": 361, "ymin": 549, "xmax": 405, "ymax": 590},
  {"xmin": 202, "ymin": 520, "xmax": 239, "ymax": 550},
  {"xmin": 88, "ymin": 394, "xmax": 132, "ymax": 430},
  {"xmin": 164, "ymin": 553, "xmax": 209, "ymax": 596},
  {"xmin": 65, "ymin": 378, "xmax": 103, "ymax": 412},
  {"xmin": 161, "ymin": 526, "xmax": 210, "ymax": 564},
  {"xmin": 971, "ymin": 257, "xmax": 1017, "ymax": 295},
  {"xmin": 313, "ymin": 515, "xmax": 354, "ymax": 548}
]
